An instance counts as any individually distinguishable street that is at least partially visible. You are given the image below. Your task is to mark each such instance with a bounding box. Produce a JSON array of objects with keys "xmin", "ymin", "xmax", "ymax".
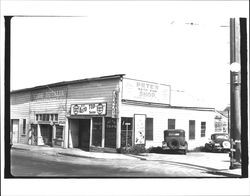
[{"xmin": 10, "ymin": 149, "xmax": 238, "ymax": 177}]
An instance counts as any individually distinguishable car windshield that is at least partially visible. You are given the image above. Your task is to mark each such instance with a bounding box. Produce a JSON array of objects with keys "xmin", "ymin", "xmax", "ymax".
[{"xmin": 214, "ymin": 134, "xmax": 229, "ymax": 140}]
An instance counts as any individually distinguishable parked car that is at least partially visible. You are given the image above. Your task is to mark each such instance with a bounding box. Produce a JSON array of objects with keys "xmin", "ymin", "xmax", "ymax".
[
  {"xmin": 205, "ymin": 133, "xmax": 230, "ymax": 152},
  {"xmin": 162, "ymin": 129, "xmax": 188, "ymax": 154}
]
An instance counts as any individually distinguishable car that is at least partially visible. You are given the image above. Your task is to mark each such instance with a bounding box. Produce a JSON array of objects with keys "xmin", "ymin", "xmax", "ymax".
[
  {"xmin": 205, "ymin": 133, "xmax": 231, "ymax": 152},
  {"xmin": 162, "ymin": 129, "xmax": 188, "ymax": 154}
]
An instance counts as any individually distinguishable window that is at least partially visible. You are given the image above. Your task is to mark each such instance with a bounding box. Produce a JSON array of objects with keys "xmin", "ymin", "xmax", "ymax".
[
  {"xmin": 145, "ymin": 118, "xmax": 153, "ymax": 140},
  {"xmin": 54, "ymin": 114, "xmax": 58, "ymax": 121},
  {"xmin": 35, "ymin": 114, "xmax": 58, "ymax": 122},
  {"xmin": 105, "ymin": 117, "xmax": 117, "ymax": 148},
  {"xmin": 92, "ymin": 117, "xmax": 102, "ymax": 147},
  {"xmin": 22, "ymin": 119, "xmax": 26, "ymax": 134},
  {"xmin": 189, "ymin": 120, "xmax": 195, "ymax": 140},
  {"xmin": 121, "ymin": 117, "xmax": 133, "ymax": 147},
  {"xmin": 42, "ymin": 114, "xmax": 46, "ymax": 121},
  {"xmin": 56, "ymin": 126, "xmax": 63, "ymax": 139},
  {"xmin": 201, "ymin": 122, "xmax": 206, "ymax": 137},
  {"xmin": 168, "ymin": 119, "xmax": 176, "ymax": 129}
]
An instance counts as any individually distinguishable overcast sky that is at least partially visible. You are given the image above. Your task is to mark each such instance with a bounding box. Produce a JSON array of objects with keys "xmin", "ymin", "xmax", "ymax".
[{"xmin": 10, "ymin": 1, "xmax": 248, "ymax": 110}]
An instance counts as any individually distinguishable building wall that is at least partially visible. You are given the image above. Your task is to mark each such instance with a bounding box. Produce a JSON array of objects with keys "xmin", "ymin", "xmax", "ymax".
[
  {"xmin": 10, "ymin": 91, "xmax": 31, "ymax": 143},
  {"xmin": 120, "ymin": 103, "xmax": 216, "ymax": 150},
  {"xmin": 66, "ymin": 79, "xmax": 120, "ymax": 116},
  {"xmin": 29, "ymin": 86, "xmax": 68, "ymax": 124}
]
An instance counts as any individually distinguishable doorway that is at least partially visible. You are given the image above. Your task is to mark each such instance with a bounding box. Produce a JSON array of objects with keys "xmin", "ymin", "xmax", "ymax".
[
  {"xmin": 11, "ymin": 119, "xmax": 19, "ymax": 143},
  {"xmin": 40, "ymin": 124, "xmax": 53, "ymax": 146},
  {"xmin": 79, "ymin": 119, "xmax": 91, "ymax": 150},
  {"xmin": 70, "ymin": 119, "xmax": 91, "ymax": 150}
]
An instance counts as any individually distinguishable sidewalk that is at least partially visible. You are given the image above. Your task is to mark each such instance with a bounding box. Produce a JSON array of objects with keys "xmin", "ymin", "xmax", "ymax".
[
  {"xmin": 11, "ymin": 143, "xmax": 242, "ymax": 177},
  {"xmin": 11, "ymin": 143, "xmax": 139, "ymax": 160}
]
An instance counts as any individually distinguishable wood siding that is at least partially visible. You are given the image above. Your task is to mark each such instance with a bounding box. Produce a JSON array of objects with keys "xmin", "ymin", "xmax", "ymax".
[
  {"xmin": 66, "ymin": 79, "xmax": 120, "ymax": 117},
  {"xmin": 11, "ymin": 91, "xmax": 31, "ymax": 144}
]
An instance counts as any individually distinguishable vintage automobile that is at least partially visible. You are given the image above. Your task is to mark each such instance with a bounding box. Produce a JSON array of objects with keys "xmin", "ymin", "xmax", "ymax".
[
  {"xmin": 205, "ymin": 133, "xmax": 231, "ymax": 152},
  {"xmin": 162, "ymin": 129, "xmax": 188, "ymax": 154}
]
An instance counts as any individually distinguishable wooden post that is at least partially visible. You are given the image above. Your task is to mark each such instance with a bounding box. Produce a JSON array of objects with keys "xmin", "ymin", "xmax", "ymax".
[
  {"xmin": 52, "ymin": 124, "xmax": 56, "ymax": 146},
  {"xmin": 63, "ymin": 119, "xmax": 69, "ymax": 148},
  {"xmin": 101, "ymin": 117, "xmax": 105, "ymax": 148}
]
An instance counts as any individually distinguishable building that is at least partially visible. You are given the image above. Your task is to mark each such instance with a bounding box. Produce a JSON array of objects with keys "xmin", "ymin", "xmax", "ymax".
[{"xmin": 10, "ymin": 74, "xmax": 228, "ymax": 151}]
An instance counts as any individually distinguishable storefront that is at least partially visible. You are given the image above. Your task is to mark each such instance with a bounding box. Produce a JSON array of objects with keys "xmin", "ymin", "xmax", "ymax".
[{"xmin": 10, "ymin": 74, "xmax": 227, "ymax": 151}]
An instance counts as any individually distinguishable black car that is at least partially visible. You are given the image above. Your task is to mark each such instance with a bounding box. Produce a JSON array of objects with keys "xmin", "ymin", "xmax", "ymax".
[
  {"xmin": 205, "ymin": 133, "xmax": 230, "ymax": 152},
  {"xmin": 162, "ymin": 129, "xmax": 188, "ymax": 154}
]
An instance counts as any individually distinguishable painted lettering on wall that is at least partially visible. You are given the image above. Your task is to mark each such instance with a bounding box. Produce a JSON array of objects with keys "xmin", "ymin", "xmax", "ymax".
[
  {"xmin": 31, "ymin": 87, "xmax": 67, "ymax": 101},
  {"xmin": 111, "ymin": 90, "xmax": 119, "ymax": 118},
  {"xmin": 122, "ymin": 78, "xmax": 170, "ymax": 104}
]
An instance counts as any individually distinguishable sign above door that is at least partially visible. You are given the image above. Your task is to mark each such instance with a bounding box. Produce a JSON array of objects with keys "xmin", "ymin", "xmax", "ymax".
[{"xmin": 70, "ymin": 103, "xmax": 107, "ymax": 116}]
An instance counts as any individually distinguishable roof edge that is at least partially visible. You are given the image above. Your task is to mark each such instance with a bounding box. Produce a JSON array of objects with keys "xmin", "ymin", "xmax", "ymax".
[{"xmin": 11, "ymin": 74, "xmax": 125, "ymax": 94}]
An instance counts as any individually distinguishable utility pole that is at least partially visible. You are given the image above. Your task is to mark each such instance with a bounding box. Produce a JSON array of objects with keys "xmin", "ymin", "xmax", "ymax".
[{"xmin": 229, "ymin": 18, "xmax": 241, "ymax": 169}]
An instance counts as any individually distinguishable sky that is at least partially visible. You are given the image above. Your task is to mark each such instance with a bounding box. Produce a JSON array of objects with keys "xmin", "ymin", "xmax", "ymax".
[{"xmin": 9, "ymin": 1, "xmax": 249, "ymax": 111}]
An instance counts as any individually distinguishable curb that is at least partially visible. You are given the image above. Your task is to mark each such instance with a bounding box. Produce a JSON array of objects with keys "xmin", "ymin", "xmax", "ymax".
[
  {"xmin": 58, "ymin": 152, "xmax": 97, "ymax": 159},
  {"xmin": 11, "ymin": 147, "xmax": 30, "ymax": 151},
  {"xmin": 124, "ymin": 154, "xmax": 147, "ymax": 160}
]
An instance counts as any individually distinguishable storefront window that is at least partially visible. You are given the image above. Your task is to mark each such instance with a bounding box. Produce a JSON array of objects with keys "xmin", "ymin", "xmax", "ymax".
[
  {"xmin": 92, "ymin": 117, "xmax": 102, "ymax": 147},
  {"xmin": 121, "ymin": 117, "xmax": 133, "ymax": 147},
  {"xmin": 105, "ymin": 117, "xmax": 117, "ymax": 148},
  {"xmin": 56, "ymin": 126, "xmax": 63, "ymax": 139}
]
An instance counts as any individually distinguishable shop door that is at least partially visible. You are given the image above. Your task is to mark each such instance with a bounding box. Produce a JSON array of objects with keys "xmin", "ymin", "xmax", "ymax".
[
  {"xmin": 12, "ymin": 119, "xmax": 19, "ymax": 143},
  {"xmin": 40, "ymin": 125, "xmax": 53, "ymax": 146},
  {"xmin": 79, "ymin": 119, "xmax": 90, "ymax": 150}
]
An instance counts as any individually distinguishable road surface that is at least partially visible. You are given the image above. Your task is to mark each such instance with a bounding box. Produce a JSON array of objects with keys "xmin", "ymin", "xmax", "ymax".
[{"xmin": 10, "ymin": 149, "xmax": 234, "ymax": 177}]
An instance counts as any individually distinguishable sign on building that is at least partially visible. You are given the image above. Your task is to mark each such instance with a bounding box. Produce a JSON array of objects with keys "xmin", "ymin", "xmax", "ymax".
[
  {"xmin": 70, "ymin": 103, "xmax": 107, "ymax": 116},
  {"xmin": 31, "ymin": 87, "xmax": 67, "ymax": 101},
  {"xmin": 111, "ymin": 90, "xmax": 119, "ymax": 118},
  {"xmin": 122, "ymin": 78, "xmax": 171, "ymax": 104},
  {"xmin": 134, "ymin": 114, "xmax": 146, "ymax": 145}
]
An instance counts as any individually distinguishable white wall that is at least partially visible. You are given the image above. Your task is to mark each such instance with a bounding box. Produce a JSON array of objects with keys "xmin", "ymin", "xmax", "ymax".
[{"xmin": 120, "ymin": 103, "xmax": 216, "ymax": 150}]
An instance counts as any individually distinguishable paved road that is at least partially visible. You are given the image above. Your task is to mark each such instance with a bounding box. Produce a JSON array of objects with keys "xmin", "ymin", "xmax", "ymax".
[{"xmin": 10, "ymin": 149, "xmax": 233, "ymax": 177}]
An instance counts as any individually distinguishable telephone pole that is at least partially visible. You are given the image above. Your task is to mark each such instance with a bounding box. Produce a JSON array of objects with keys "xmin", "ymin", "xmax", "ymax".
[{"xmin": 229, "ymin": 18, "xmax": 242, "ymax": 169}]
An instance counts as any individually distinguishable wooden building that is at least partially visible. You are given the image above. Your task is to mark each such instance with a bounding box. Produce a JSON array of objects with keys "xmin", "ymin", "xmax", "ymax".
[{"xmin": 10, "ymin": 74, "xmax": 227, "ymax": 151}]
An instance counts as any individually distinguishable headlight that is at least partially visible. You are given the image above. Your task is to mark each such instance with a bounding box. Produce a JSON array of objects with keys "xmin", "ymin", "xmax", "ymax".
[
  {"xmin": 222, "ymin": 141, "xmax": 230, "ymax": 148},
  {"xmin": 214, "ymin": 143, "xmax": 220, "ymax": 147}
]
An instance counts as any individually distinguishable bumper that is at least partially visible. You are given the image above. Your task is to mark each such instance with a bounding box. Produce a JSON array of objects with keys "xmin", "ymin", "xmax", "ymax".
[
  {"xmin": 213, "ymin": 146, "xmax": 230, "ymax": 151},
  {"xmin": 162, "ymin": 145, "xmax": 187, "ymax": 150}
]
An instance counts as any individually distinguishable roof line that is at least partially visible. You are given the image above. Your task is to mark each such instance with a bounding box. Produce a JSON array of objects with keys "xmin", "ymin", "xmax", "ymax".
[{"xmin": 11, "ymin": 74, "xmax": 125, "ymax": 93}]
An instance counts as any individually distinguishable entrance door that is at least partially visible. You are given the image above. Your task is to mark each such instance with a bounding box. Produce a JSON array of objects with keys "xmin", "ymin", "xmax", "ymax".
[
  {"xmin": 12, "ymin": 119, "xmax": 19, "ymax": 143},
  {"xmin": 79, "ymin": 119, "xmax": 90, "ymax": 150},
  {"xmin": 40, "ymin": 125, "xmax": 53, "ymax": 146}
]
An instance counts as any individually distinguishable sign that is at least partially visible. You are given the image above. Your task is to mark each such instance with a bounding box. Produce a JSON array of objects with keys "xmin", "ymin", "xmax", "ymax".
[
  {"xmin": 111, "ymin": 90, "xmax": 119, "ymax": 118},
  {"xmin": 134, "ymin": 114, "xmax": 146, "ymax": 145},
  {"xmin": 122, "ymin": 78, "xmax": 170, "ymax": 104},
  {"xmin": 70, "ymin": 103, "xmax": 107, "ymax": 116},
  {"xmin": 31, "ymin": 87, "xmax": 67, "ymax": 101}
]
